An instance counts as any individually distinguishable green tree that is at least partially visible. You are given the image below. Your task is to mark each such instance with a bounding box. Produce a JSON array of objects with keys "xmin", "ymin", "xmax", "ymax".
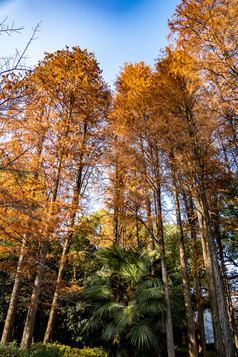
[{"xmin": 81, "ymin": 246, "xmax": 166, "ymax": 357}]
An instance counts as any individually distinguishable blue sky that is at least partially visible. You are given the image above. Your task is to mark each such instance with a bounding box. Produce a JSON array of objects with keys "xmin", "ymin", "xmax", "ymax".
[{"xmin": 1, "ymin": 0, "xmax": 180, "ymax": 86}]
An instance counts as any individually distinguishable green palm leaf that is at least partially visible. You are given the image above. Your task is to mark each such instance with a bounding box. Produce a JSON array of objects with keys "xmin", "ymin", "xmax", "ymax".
[
  {"xmin": 82, "ymin": 314, "xmax": 101, "ymax": 333},
  {"xmin": 81, "ymin": 247, "xmax": 166, "ymax": 355},
  {"xmin": 136, "ymin": 286, "xmax": 164, "ymax": 301},
  {"xmin": 95, "ymin": 301, "xmax": 124, "ymax": 318},
  {"xmin": 138, "ymin": 278, "xmax": 163, "ymax": 289},
  {"xmin": 126, "ymin": 321, "xmax": 158, "ymax": 350},
  {"xmin": 114, "ymin": 300, "xmax": 142, "ymax": 327},
  {"xmin": 102, "ymin": 320, "xmax": 122, "ymax": 341},
  {"xmin": 82, "ymin": 284, "xmax": 111, "ymax": 300},
  {"xmin": 139, "ymin": 299, "xmax": 167, "ymax": 314}
]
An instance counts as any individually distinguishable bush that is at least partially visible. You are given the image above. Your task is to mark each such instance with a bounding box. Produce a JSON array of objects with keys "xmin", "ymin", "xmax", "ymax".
[
  {"xmin": 0, "ymin": 342, "xmax": 107, "ymax": 357},
  {"xmin": 29, "ymin": 342, "xmax": 62, "ymax": 357},
  {"xmin": 0, "ymin": 341, "xmax": 29, "ymax": 357},
  {"xmin": 49, "ymin": 343, "xmax": 108, "ymax": 357},
  {"xmin": 0, "ymin": 341, "xmax": 61, "ymax": 357}
]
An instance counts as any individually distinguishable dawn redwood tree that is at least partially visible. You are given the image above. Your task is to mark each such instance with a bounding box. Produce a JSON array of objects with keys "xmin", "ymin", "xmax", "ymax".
[
  {"xmin": 42, "ymin": 47, "xmax": 111, "ymax": 344},
  {"xmin": 111, "ymin": 62, "xmax": 176, "ymax": 357},
  {"xmin": 153, "ymin": 50, "xmax": 235, "ymax": 357},
  {"xmin": 5, "ymin": 47, "xmax": 111, "ymax": 349},
  {"xmin": 0, "ymin": 70, "xmax": 49, "ymax": 344},
  {"xmin": 169, "ymin": 0, "xmax": 238, "ymax": 170}
]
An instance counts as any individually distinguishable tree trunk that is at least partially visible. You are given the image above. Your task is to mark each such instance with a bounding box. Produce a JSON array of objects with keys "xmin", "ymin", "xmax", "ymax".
[
  {"xmin": 20, "ymin": 238, "xmax": 48, "ymax": 349},
  {"xmin": 193, "ymin": 188, "xmax": 235, "ymax": 357},
  {"xmin": 2, "ymin": 136, "xmax": 45, "ymax": 346},
  {"xmin": 154, "ymin": 157, "xmax": 175, "ymax": 357},
  {"xmin": 44, "ymin": 135, "xmax": 86, "ymax": 343},
  {"xmin": 20, "ymin": 150, "xmax": 64, "ymax": 349},
  {"xmin": 186, "ymin": 192, "xmax": 206, "ymax": 357},
  {"xmin": 213, "ymin": 213, "xmax": 238, "ymax": 353},
  {"xmin": 170, "ymin": 161, "xmax": 198, "ymax": 357},
  {"xmin": 43, "ymin": 236, "xmax": 71, "ymax": 343},
  {"xmin": 184, "ymin": 102, "xmax": 234, "ymax": 356},
  {"xmin": 146, "ymin": 194, "xmax": 155, "ymax": 251},
  {"xmin": 1, "ymin": 235, "xmax": 27, "ymax": 344}
]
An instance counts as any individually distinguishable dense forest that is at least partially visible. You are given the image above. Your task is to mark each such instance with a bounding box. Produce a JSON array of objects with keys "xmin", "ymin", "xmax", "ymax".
[{"xmin": 0, "ymin": 0, "xmax": 237, "ymax": 356}]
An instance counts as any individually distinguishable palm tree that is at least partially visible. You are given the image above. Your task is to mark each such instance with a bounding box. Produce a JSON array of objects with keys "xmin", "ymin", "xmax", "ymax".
[{"xmin": 81, "ymin": 246, "xmax": 166, "ymax": 357}]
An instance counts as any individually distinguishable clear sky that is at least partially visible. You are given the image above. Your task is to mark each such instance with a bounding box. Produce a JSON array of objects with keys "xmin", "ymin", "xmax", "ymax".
[{"xmin": 0, "ymin": 0, "xmax": 180, "ymax": 87}]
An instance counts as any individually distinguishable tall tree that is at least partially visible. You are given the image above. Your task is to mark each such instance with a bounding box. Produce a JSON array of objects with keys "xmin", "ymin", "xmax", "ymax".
[
  {"xmin": 111, "ymin": 62, "xmax": 176, "ymax": 357},
  {"xmin": 153, "ymin": 49, "xmax": 235, "ymax": 356},
  {"xmin": 0, "ymin": 47, "xmax": 111, "ymax": 349},
  {"xmin": 42, "ymin": 47, "xmax": 111, "ymax": 344}
]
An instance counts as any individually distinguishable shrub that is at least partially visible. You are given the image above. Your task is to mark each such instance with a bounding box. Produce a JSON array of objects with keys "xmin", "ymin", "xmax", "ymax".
[
  {"xmin": 0, "ymin": 341, "xmax": 23, "ymax": 357},
  {"xmin": 0, "ymin": 341, "xmax": 61, "ymax": 357},
  {"xmin": 29, "ymin": 342, "xmax": 61, "ymax": 356},
  {"xmin": 49, "ymin": 343, "xmax": 108, "ymax": 357},
  {"xmin": 0, "ymin": 342, "xmax": 107, "ymax": 357}
]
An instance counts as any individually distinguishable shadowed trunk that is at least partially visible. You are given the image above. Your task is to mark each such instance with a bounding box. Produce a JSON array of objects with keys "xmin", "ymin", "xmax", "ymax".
[
  {"xmin": 170, "ymin": 158, "xmax": 198, "ymax": 357},
  {"xmin": 1, "ymin": 235, "xmax": 27, "ymax": 344},
  {"xmin": 154, "ymin": 154, "xmax": 175, "ymax": 357},
  {"xmin": 20, "ymin": 148, "xmax": 64, "ymax": 349},
  {"xmin": 193, "ymin": 187, "xmax": 235, "ymax": 357},
  {"xmin": 44, "ymin": 122, "xmax": 87, "ymax": 343}
]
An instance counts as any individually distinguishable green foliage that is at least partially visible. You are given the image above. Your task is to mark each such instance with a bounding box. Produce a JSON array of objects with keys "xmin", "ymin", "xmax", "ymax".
[
  {"xmin": 0, "ymin": 342, "xmax": 107, "ymax": 357},
  {"xmin": 49, "ymin": 343, "xmax": 108, "ymax": 357},
  {"xmin": 0, "ymin": 341, "xmax": 61, "ymax": 357},
  {"xmin": 81, "ymin": 246, "xmax": 166, "ymax": 356}
]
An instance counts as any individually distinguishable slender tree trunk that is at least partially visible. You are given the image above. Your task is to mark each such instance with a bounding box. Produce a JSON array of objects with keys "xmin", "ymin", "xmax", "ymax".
[
  {"xmin": 140, "ymin": 135, "xmax": 155, "ymax": 251},
  {"xmin": 181, "ymin": 180, "xmax": 206, "ymax": 357},
  {"xmin": 170, "ymin": 161, "xmax": 198, "ymax": 357},
  {"xmin": 184, "ymin": 105, "xmax": 234, "ymax": 356},
  {"xmin": 20, "ymin": 237, "xmax": 48, "ymax": 349},
  {"xmin": 43, "ymin": 235, "xmax": 72, "ymax": 343},
  {"xmin": 20, "ymin": 150, "xmax": 64, "ymax": 349},
  {"xmin": 43, "ymin": 179, "xmax": 81, "ymax": 343},
  {"xmin": 135, "ymin": 206, "xmax": 140, "ymax": 248},
  {"xmin": 185, "ymin": 192, "xmax": 206, "ymax": 357},
  {"xmin": 2, "ymin": 135, "xmax": 46, "ymax": 345},
  {"xmin": 146, "ymin": 194, "xmax": 155, "ymax": 251},
  {"xmin": 112, "ymin": 138, "xmax": 125, "ymax": 247},
  {"xmin": 193, "ymin": 187, "xmax": 235, "ymax": 357},
  {"xmin": 44, "ymin": 127, "xmax": 87, "ymax": 343},
  {"xmin": 154, "ymin": 156, "xmax": 175, "ymax": 357},
  {"xmin": 213, "ymin": 214, "xmax": 238, "ymax": 352},
  {"xmin": 1, "ymin": 235, "xmax": 27, "ymax": 344}
]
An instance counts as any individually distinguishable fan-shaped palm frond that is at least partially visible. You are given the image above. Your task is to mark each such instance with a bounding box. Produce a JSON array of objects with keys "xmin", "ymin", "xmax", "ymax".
[
  {"xmin": 126, "ymin": 321, "xmax": 158, "ymax": 350},
  {"xmin": 81, "ymin": 284, "xmax": 111, "ymax": 300},
  {"xmin": 95, "ymin": 301, "xmax": 124, "ymax": 318},
  {"xmin": 102, "ymin": 320, "xmax": 123, "ymax": 341},
  {"xmin": 139, "ymin": 299, "xmax": 166, "ymax": 315},
  {"xmin": 138, "ymin": 277, "xmax": 163, "ymax": 289},
  {"xmin": 82, "ymin": 314, "xmax": 101, "ymax": 333},
  {"xmin": 136, "ymin": 286, "xmax": 164, "ymax": 301},
  {"xmin": 114, "ymin": 300, "xmax": 142, "ymax": 327}
]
